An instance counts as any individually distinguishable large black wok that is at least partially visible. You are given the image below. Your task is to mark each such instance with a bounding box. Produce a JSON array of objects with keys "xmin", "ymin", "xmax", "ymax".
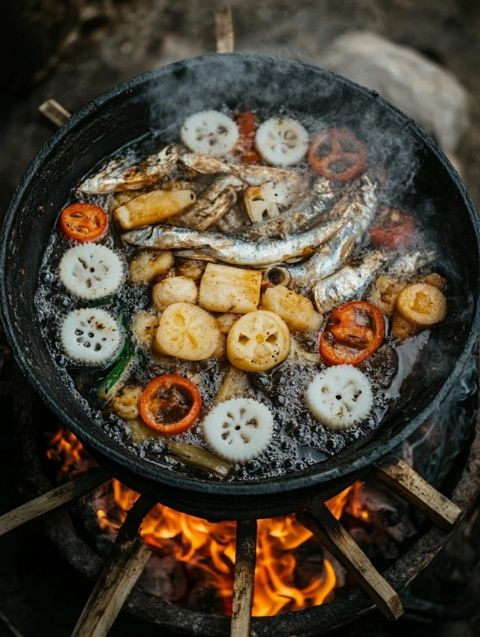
[{"xmin": 1, "ymin": 53, "xmax": 479, "ymax": 521}]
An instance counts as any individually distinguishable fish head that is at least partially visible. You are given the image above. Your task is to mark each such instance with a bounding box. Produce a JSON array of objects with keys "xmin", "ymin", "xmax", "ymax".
[
  {"xmin": 122, "ymin": 225, "xmax": 155, "ymax": 246},
  {"xmin": 159, "ymin": 144, "xmax": 179, "ymax": 163},
  {"xmin": 179, "ymin": 152, "xmax": 226, "ymax": 175}
]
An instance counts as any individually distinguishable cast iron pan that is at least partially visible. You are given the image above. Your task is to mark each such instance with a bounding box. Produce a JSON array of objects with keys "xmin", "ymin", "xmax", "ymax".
[{"xmin": 1, "ymin": 53, "xmax": 479, "ymax": 520}]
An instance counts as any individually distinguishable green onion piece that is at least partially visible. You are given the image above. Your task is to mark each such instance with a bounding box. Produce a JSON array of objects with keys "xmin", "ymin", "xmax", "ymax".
[{"xmin": 98, "ymin": 338, "xmax": 136, "ymax": 402}]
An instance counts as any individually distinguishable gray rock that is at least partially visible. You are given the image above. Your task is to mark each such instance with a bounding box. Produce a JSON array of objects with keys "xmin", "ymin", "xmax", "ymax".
[{"xmin": 319, "ymin": 31, "xmax": 469, "ymax": 153}]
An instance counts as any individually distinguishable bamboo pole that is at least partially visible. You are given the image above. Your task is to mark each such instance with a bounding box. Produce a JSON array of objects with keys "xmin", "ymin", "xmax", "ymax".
[
  {"xmin": 231, "ymin": 519, "xmax": 257, "ymax": 637},
  {"xmin": 38, "ymin": 99, "xmax": 71, "ymax": 126},
  {"xmin": 215, "ymin": 6, "xmax": 234, "ymax": 53},
  {"xmin": 71, "ymin": 496, "xmax": 154, "ymax": 637},
  {"xmin": 0, "ymin": 467, "xmax": 110, "ymax": 538},
  {"xmin": 298, "ymin": 503, "xmax": 404, "ymax": 620},
  {"xmin": 375, "ymin": 458, "xmax": 462, "ymax": 530}
]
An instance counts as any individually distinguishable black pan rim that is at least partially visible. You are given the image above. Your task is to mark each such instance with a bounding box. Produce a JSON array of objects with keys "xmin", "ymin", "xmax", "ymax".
[{"xmin": 1, "ymin": 52, "xmax": 480, "ymax": 499}]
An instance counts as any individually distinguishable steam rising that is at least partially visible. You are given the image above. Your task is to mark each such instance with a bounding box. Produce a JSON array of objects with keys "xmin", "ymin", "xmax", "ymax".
[{"xmin": 33, "ymin": 54, "xmax": 478, "ymax": 487}]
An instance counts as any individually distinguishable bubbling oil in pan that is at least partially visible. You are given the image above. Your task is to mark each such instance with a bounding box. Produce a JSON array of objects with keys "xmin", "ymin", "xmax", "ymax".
[{"xmin": 34, "ymin": 109, "xmax": 441, "ymax": 483}]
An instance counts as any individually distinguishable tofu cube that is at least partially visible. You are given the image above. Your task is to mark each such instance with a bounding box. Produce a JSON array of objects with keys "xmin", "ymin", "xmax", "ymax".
[
  {"xmin": 261, "ymin": 285, "xmax": 323, "ymax": 332},
  {"xmin": 199, "ymin": 264, "xmax": 262, "ymax": 314}
]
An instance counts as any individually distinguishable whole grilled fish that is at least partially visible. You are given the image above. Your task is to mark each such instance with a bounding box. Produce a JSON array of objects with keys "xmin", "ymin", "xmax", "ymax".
[
  {"xmin": 171, "ymin": 175, "xmax": 243, "ymax": 231},
  {"xmin": 78, "ymin": 145, "xmax": 179, "ymax": 195},
  {"xmin": 265, "ymin": 175, "xmax": 378, "ymax": 291},
  {"xmin": 237, "ymin": 177, "xmax": 338, "ymax": 241},
  {"xmin": 123, "ymin": 212, "xmax": 349, "ymax": 268},
  {"xmin": 180, "ymin": 151, "xmax": 305, "ymax": 188},
  {"xmin": 313, "ymin": 250, "xmax": 389, "ymax": 313},
  {"xmin": 388, "ymin": 248, "xmax": 437, "ymax": 276}
]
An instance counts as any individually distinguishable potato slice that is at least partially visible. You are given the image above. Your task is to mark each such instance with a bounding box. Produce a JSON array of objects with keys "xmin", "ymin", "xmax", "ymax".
[
  {"xmin": 392, "ymin": 311, "xmax": 418, "ymax": 341},
  {"xmin": 129, "ymin": 250, "xmax": 174, "ymax": 284},
  {"xmin": 154, "ymin": 302, "xmax": 220, "ymax": 361},
  {"xmin": 111, "ymin": 385, "xmax": 142, "ymax": 420},
  {"xmin": 216, "ymin": 313, "xmax": 239, "ymax": 334},
  {"xmin": 215, "ymin": 365, "xmax": 252, "ymax": 402},
  {"xmin": 227, "ymin": 310, "xmax": 290, "ymax": 371},
  {"xmin": 369, "ymin": 275, "xmax": 407, "ymax": 316},
  {"xmin": 396, "ymin": 283, "xmax": 447, "ymax": 326},
  {"xmin": 199, "ymin": 263, "xmax": 262, "ymax": 314},
  {"xmin": 260, "ymin": 285, "xmax": 323, "ymax": 332},
  {"xmin": 131, "ymin": 310, "xmax": 159, "ymax": 349},
  {"xmin": 152, "ymin": 276, "xmax": 198, "ymax": 310},
  {"xmin": 212, "ymin": 332, "xmax": 227, "ymax": 359},
  {"xmin": 419, "ymin": 272, "xmax": 446, "ymax": 290},
  {"xmin": 114, "ymin": 189, "xmax": 196, "ymax": 230},
  {"xmin": 128, "ymin": 418, "xmax": 155, "ymax": 443},
  {"xmin": 176, "ymin": 258, "xmax": 206, "ymax": 281}
]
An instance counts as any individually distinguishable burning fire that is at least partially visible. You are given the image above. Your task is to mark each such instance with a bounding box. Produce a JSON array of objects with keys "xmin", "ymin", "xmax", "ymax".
[
  {"xmin": 47, "ymin": 427, "xmax": 365, "ymax": 616},
  {"xmin": 47, "ymin": 427, "xmax": 88, "ymax": 477}
]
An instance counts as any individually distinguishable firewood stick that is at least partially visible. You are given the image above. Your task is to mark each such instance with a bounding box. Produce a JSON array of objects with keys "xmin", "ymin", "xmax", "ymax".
[
  {"xmin": 231, "ymin": 519, "xmax": 257, "ymax": 637},
  {"xmin": 375, "ymin": 457, "xmax": 462, "ymax": 530},
  {"xmin": 71, "ymin": 495, "xmax": 154, "ymax": 637},
  {"xmin": 297, "ymin": 504, "xmax": 404, "ymax": 621},
  {"xmin": 0, "ymin": 467, "xmax": 110, "ymax": 538},
  {"xmin": 0, "ymin": 609, "xmax": 23, "ymax": 637},
  {"xmin": 38, "ymin": 99, "xmax": 71, "ymax": 126},
  {"xmin": 215, "ymin": 6, "xmax": 234, "ymax": 53}
]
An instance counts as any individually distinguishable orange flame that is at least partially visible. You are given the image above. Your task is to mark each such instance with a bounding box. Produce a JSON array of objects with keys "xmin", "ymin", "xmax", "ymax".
[
  {"xmin": 48, "ymin": 427, "xmax": 360, "ymax": 616},
  {"xmin": 348, "ymin": 481, "xmax": 370, "ymax": 522},
  {"xmin": 46, "ymin": 428, "xmax": 89, "ymax": 477}
]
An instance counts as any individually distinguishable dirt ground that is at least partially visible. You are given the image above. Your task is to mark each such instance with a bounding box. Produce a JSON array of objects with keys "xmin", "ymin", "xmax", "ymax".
[{"xmin": 1, "ymin": 1, "xmax": 480, "ymax": 636}]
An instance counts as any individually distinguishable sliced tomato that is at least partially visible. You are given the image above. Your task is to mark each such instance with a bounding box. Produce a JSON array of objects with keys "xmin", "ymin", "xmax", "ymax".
[
  {"xmin": 370, "ymin": 207, "xmax": 416, "ymax": 249},
  {"xmin": 320, "ymin": 301, "xmax": 385, "ymax": 366},
  {"xmin": 139, "ymin": 374, "xmax": 201, "ymax": 435},
  {"xmin": 241, "ymin": 148, "xmax": 262, "ymax": 164},
  {"xmin": 308, "ymin": 128, "xmax": 367, "ymax": 182},
  {"xmin": 234, "ymin": 111, "xmax": 261, "ymax": 164},
  {"xmin": 59, "ymin": 202, "xmax": 108, "ymax": 242}
]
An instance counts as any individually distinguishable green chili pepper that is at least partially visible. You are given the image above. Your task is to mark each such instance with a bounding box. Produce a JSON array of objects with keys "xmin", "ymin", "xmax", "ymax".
[{"xmin": 98, "ymin": 338, "xmax": 136, "ymax": 402}]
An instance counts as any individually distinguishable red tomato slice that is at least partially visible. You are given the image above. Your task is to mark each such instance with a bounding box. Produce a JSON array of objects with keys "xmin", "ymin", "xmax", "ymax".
[
  {"xmin": 139, "ymin": 374, "xmax": 202, "ymax": 435},
  {"xmin": 370, "ymin": 207, "xmax": 416, "ymax": 249},
  {"xmin": 308, "ymin": 128, "xmax": 367, "ymax": 182},
  {"xmin": 320, "ymin": 301, "xmax": 385, "ymax": 366},
  {"xmin": 234, "ymin": 111, "xmax": 261, "ymax": 164},
  {"xmin": 59, "ymin": 203, "xmax": 108, "ymax": 242}
]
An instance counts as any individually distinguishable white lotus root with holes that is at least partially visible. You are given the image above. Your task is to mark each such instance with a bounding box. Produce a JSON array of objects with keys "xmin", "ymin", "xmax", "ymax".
[
  {"xmin": 181, "ymin": 110, "xmax": 239, "ymax": 156},
  {"xmin": 227, "ymin": 310, "xmax": 290, "ymax": 372},
  {"xmin": 306, "ymin": 365, "xmax": 373, "ymax": 430},
  {"xmin": 243, "ymin": 182, "xmax": 288, "ymax": 223},
  {"xmin": 59, "ymin": 244, "xmax": 125, "ymax": 300},
  {"xmin": 60, "ymin": 308, "xmax": 122, "ymax": 365},
  {"xmin": 255, "ymin": 117, "xmax": 309, "ymax": 166},
  {"xmin": 203, "ymin": 398, "xmax": 274, "ymax": 463}
]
